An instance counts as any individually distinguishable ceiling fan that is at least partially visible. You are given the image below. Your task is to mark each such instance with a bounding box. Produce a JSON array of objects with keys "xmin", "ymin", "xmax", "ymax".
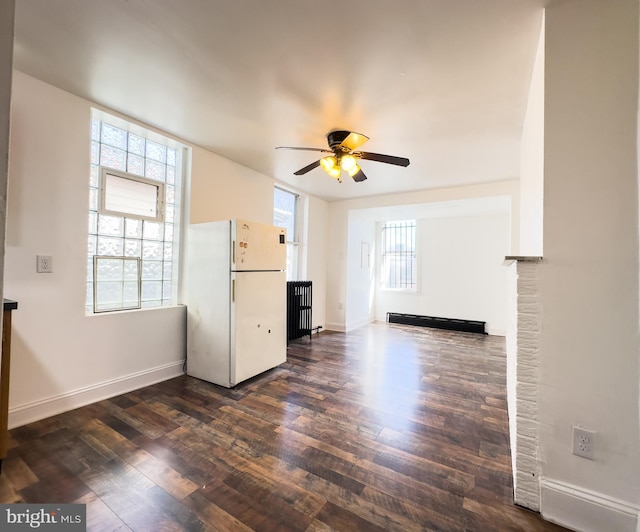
[{"xmin": 276, "ymin": 130, "xmax": 410, "ymax": 183}]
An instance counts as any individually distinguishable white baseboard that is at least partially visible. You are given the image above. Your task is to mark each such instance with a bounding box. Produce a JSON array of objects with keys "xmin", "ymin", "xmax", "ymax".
[
  {"xmin": 8, "ymin": 360, "xmax": 185, "ymax": 429},
  {"xmin": 541, "ymin": 478, "xmax": 639, "ymax": 532},
  {"xmin": 325, "ymin": 322, "xmax": 346, "ymax": 332},
  {"xmin": 345, "ymin": 317, "xmax": 374, "ymax": 332}
]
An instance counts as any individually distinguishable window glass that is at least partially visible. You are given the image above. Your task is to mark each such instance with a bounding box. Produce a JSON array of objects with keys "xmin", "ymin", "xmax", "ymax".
[
  {"xmin": 273, "ymin": 187, "xmax": 296, "ymax": 240},
  {"xmin": 93, "ymin": 257, "xmax": 141, "ymax": 312},
  {"xmin": 273, "ymin": 187, "xmax": 299, "ymax": 280}
]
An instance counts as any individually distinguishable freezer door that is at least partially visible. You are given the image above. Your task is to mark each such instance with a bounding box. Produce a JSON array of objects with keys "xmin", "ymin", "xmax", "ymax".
[
  {"xmin": 232, "ymin": 219, "xmax": 286, "ymax": 271},
  {"xmin": 230, "ymin": 271, "xmax": 286, "ymax": 385}
]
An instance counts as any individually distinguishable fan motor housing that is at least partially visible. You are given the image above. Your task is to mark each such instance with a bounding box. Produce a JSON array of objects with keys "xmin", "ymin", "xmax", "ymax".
[{"xmin": 327, "ymin": 130, "xmax": 351, "ymax": 149}]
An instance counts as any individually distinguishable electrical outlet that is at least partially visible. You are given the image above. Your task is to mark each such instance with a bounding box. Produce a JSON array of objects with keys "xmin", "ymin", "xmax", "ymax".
[
  {"xmin": 572, "ymin": 426, "xmax": 595, "ymax": 460},
  {"xmin": 37, "ymin": 255, "xmax": 53, "ymax": 273}
]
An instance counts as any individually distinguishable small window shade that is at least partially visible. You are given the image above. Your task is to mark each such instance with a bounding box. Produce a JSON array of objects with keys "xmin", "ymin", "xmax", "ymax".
[{"xmin": 100, "ymin": 168, "xmax": 165, "ymax": 222}]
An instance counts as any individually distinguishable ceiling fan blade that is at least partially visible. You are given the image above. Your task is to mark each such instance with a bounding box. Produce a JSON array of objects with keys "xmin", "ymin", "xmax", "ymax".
[
  {"xmin": 351, "ymin": 168, "xmax": 367, "ymax": 182},
  {"xmin": 276, "ymin": 146, "xmax": 332, "ymax": 154},
  {"xmin": 358, "ymin": 151, "xmax": 410, "ymax": 167},
  {"xmin": 340, "ymin": 132, "xmax": 369, "ymax": 151},
  {"xmin": 293, "ymin": 160, "xmax": 321, "ymax": 175}
]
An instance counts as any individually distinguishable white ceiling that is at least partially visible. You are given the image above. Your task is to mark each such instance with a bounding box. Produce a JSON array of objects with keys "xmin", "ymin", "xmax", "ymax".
[{"xmin": 13, "ymin": 0, "xmax": 546, "ymax": 202}]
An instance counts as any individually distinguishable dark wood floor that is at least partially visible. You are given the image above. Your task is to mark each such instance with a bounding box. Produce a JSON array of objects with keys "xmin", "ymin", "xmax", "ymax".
[{"xmin": 0, "ymin": 323, "xmax": 566, "ymax": 531}]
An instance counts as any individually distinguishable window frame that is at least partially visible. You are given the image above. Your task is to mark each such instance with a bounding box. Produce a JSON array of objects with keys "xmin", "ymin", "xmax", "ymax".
[
  {"xmin": 380, "ymin": 219, "xmax": 418, "ymax": 292},
  {"xmin": 92, "ymin": 256, "xmax": 142, "ymax": 313},
  {"xmin": 273, "ymin": 186, "xmax": 301, "ymax": 281},
  {"xmin": 87, "ymin": 110, "xmax": 183, "ymax": 315},
  {"xmin": 99, "ymin": 167, "xmax": 166, "ymax": 223}
]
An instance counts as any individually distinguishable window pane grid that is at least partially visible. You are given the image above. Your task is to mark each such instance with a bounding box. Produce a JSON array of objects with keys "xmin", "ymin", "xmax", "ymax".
[
  {"xmin": 381, "ymin": 220, "xmax": 416, "ymax": 289},
  {"xmin": 87, "ymin": 115, "xmax": 180, "ymax": 313}
]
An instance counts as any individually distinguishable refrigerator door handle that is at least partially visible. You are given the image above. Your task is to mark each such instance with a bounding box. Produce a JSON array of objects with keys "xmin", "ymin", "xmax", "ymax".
[
  {"xmin": 232, "ymin": 240, "xmax": 235, "ymax": 265},
  {"xmin": 232, "ymin": 279, "xmax": 235, "ymax": 302}
]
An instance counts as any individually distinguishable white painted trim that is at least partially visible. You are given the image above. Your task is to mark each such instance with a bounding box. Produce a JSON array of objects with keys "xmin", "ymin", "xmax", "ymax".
[
  {"xmin": 8, "ymin": 360, "xmax": 185, "ymax": 429},
  {"xmin": 540, "ymin": 478, "xmax": 640, "ymax": 532},
  {"xmin": 486, "ymin": 327, "xmax": 506, "ymax": 337},
  {"xmin": 324, "ymin": 322, "xmax": 346, "ymax": 332}
]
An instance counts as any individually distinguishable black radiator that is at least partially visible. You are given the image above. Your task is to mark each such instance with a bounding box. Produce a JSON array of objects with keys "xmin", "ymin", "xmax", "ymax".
[
  {"xmin": 287, "ymin": 281, "xmax": 312, "ymax": 342},
  {"xmin": 387, "ymin": 312, "xmax": 486, "ymax": 334}
]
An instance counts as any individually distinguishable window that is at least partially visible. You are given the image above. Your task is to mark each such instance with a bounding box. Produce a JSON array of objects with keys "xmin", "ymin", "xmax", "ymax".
[
  {"xmin": 381, "ymin": 220, "xmax": 417, "ymax": 290},
  {"xmin": 100, "ymin": 168, "xmax": 165, "ymax": 221},
  {"xmin": 87, "ymin": 111, "xmax": 183, "ymax": 313},
  {"xmin": 93, "ymin": 256, "xmax": 141, "ymax": 312},
  {"xmin": 273, "ymin": 187, "xmax": 299, "ymax": 280}
]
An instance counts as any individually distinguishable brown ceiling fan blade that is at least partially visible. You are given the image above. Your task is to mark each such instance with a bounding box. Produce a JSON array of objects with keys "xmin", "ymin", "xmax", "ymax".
[
  {"xmin": 358, "ymin": 151, "xmax": 410, "ymax": 167},
  {"xmin": 294, "ymin": 160, "xmax": 321, "ymax": 175},
  {"xmin": 276, "ymin": 146, "xmax": 332, "ymax": 154},
  {"xmin": 351, "ymin": 168, "xmax": 367, "ymax": 182}
]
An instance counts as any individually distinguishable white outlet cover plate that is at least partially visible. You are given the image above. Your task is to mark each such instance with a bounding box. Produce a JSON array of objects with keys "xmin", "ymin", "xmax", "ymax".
[
  {"xmin": 37, "ymin": 255, "xmax": 53, "ymax": 273},
  {"xmin": 572, "ymin": 426, "xmax": 596, "ymax": 460}
]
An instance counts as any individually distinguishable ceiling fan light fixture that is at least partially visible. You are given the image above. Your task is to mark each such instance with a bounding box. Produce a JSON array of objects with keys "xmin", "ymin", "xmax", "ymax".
[
  {"xmin": 327, "ymin": 166, "xmax": 341, "ymax": 179},
  {"xmin": 320, "ymin": 156, "xmax": 337, "ymax": 173},
  {"xmin": 340, "ymin": 154, "xmax": 357, "ymax": 172}
]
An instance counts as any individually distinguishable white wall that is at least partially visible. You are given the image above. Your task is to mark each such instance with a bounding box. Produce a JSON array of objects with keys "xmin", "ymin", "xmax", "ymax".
[
  {"xmin": 6, "ymin": 72, "xmax": 186, "ymax": 427},
  {"xmin": 5, "ymin": 71, "xmax": 330, "ymax": 427},
  {"xmin": 189, "ymin": 146, "xmax": 275, "ymax": 225},
  {"xmin": 304, "ymin": 194, "xmax": 329, "ymax": 330},
  {"xmin": 326, "ymin": 180, "xmax": 519, "ymax": 332},
  {"xmin": 375, "ymin": 213, "xmax": 510, "ymax": 335},
  {"xmin": 538, "ymin": 1, "xmax": 640, "ymax": 530},
  {"xmin": 345, "ymin": 213, "xmax": 375, "ymax": 330},
  {"xmin": 326, "ymin": 204, "xmax": 349, "ymax": 331},
  {"xmin": 519, "ymin": 15, "xmax": 545, "ymax": 257}
]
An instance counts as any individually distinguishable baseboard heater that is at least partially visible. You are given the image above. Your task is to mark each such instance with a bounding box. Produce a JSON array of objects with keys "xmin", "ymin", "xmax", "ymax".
[{"xmin": 386, "ymin": 312, "xmax": 487, "ymax": 334}]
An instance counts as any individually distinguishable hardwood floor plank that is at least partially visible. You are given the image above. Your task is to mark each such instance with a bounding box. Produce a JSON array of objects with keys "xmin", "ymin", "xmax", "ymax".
[
  {"xmin": 83, "ymin": 418, "xmax": 150, "ymax": 467},
  {"xmin": 0, "ymin": 468, "xmax": 23, "ymax": 504},
  {"xmin": 74, "ymin": 491, "xmax": 132, "ymax": 532},
  {"xmin": 134, "ymin": 454, "xmax": 199, "ymax": 500},
  {"xmin": 223, "ymin": 470, "xmax": 315, "ymax": 530},
  {"xmin": 199, "ymin": 480, "xmax": 298, "ymax": 532},
  {"xmin": 314, "ymin": 500, "xmax": 408, "ymax": 532},
  {"xmin": 2, "ymin": 454, "xmax": 38, "ymax": 491},
  {"xmin": 359, "ymin": 485, "xmax": 463, "ymax": 531},
  {"xmin": 372, "ymin": 446, "xmax": 476, "ymax": 496},
  {"xmin": 348, "ymin": 456, "xmax": 464, "ymax": 518},
  {"xmin": 16, "ymin": 439, "xmax": 92, "ymax": 503},
  {"xmin": 183, "ymin": 490, "xmax": 254, "ymax": 532}
]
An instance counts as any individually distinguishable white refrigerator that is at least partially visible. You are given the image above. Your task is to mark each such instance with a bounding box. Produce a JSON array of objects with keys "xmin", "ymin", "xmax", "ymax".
[{"xmin": 183, "ymin": 219, "xmax": 287, "ymax": 387}]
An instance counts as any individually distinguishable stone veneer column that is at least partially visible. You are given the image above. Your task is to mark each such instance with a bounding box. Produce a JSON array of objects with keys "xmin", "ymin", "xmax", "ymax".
[{"xmin": 505, "ymin": 256, "xmax": 542, "ymax": 510}]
